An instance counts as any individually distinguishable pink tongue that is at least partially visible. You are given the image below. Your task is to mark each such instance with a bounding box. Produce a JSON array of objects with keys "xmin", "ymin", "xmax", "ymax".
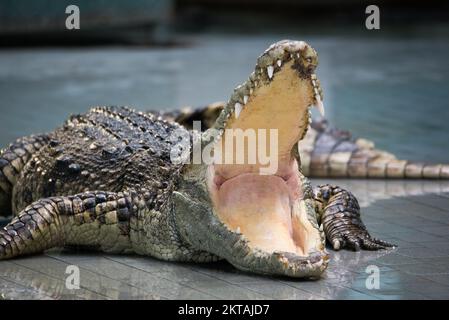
[{"xmin": 216, "ymin": 174, "xmax": 298, "ymax": 254}]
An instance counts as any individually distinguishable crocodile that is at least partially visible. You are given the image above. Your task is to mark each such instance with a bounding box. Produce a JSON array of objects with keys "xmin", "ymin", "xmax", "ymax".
[{"xmin": 1, "ymin": 39, "xmax": 442, "ymax": 278}]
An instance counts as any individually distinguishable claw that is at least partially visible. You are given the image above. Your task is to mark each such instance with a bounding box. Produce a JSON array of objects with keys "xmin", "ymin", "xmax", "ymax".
[
  {"xmin": 372, "ymin": 237, "xmax": 396, "ymax": 248},
  {"xmin": 332, "ymin": 238, "xmax": 341, "ymax": 250},
  {"xmin": 346, "ymin": 236, "xmax": 361, "ymax": 251}
]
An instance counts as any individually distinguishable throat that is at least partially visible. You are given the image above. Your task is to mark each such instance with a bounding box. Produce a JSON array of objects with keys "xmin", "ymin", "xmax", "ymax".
[
  {"xmin": 208, "ymin": 160, "xmax": 314, "ymax": 256},
  {"xmin": 214, "ymin": 173, "xmax": 303, "ymax": 255}
]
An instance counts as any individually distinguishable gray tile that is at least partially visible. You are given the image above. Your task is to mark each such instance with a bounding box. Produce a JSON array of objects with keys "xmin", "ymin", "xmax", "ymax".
[
  {"xmin": 354, "ymin": 283, "xmax": 430, "ymax": 300},
  {"xmin": 417, "ymin": 257, "xmax": 449, "ymax": 269},
  {"xmin": 422, "ymin": 274, "xmax": 449, "ymax": 286},
  {"xmin": 392, "ymin": 231, "xmax": 446, "ymax": 243},
  {"xmin": 414, "ymin": 225, "xmax": 449, "ymax": 237},
  {"xmin": 20, "ymin": 256, "xmax": 160, "ymax": 299},
  {"xmin": 285, "ymin": 281, "xmax": 347, "ymax": 299},
  {"xmin": 242, "ymin": 282, "xmax": 320, "ymax": 300},
  {"xmin": 0, "ymin": 259, "xmax": 109, "ymax": 300},
  {"xmin": 409, "ymin": 194, "xmax": 449, "ymax": 212},
  {"xmin": 0, "ymin": 276, "xmax": 53, "ymax": 300},
  {"xmin": 395, "ymin": 247, "xmax": 449, "ymax": 259},
  {"xmin": 47, "ymin": 253, "xmax": 213, "ymax": 299},
  {"xmin": 185, "ymin": 280, "xmax": 270, "ymax": 300},
  {"xmin": 375, "ymin": 253, "xmax": 422, "ymax": 266},
  {"xmin": 389, "ymin": 263, "xmax": 448, "ymax": 276},
  {"xmin": 334, "ymin": 288, "xmax": 379, "ymax": 300}
]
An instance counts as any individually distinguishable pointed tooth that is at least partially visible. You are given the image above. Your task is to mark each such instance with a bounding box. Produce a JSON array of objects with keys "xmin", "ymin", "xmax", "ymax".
[
  {"xmin": 243, "ymin": 95, "xmax": 248, "ymax": 104},
  {"xmin": 234, "ymin": 103, "xmax": 242, "ymax": 119},
  {"xmin": 319, "ymin": 224, "xmax": 323, "ymax": 231},
  {"xmin": 249, "ymin": 88, "xmax": 253, "ymax": 94},
  {"xmin": 236, "ymin": 226, "xmax": 241, "ymax": 234},
  {"xmin": 277, "ymin": 59, "xmax": 282, "ymax": 67},
  {"xmin": 315, "ymin": 94, "xmax": 325, "ymax": 117},
  {"xmin": 267, "ymin": 65, "xmax": 274, "ymax": 79}
]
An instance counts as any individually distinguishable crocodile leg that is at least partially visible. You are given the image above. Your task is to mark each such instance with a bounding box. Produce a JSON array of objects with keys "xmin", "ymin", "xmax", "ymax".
[
  {"xmin": 0, "ymin": 134, "xmax": 50, "ymax": 217},
  {"xmin": 0, "ymin": 190, "xmax": 137, "ymax": 259},
  {"xmin": 313, "ymin": 184, "xmax": 395, "ymax": 251}
]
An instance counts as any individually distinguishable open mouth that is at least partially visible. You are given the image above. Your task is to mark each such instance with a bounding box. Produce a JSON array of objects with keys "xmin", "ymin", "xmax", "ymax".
[{"xmin": 204, "ymin": 40, "xmax": 329, "ymax": 277}]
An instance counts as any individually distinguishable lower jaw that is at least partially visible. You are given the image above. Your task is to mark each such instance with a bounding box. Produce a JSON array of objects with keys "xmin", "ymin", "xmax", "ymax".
[{"xmin": 208, "ymin": 166, "xmax": 322, "ymax": 257}]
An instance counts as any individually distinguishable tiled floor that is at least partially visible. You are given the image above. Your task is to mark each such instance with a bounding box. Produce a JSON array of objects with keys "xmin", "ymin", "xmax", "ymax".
[{"xmin": 1, "ymin": 179, "xmax": 449, "ymax": 300}]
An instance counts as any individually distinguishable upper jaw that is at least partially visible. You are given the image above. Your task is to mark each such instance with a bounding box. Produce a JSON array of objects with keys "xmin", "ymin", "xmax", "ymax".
[{"xmin": 202, "ymin": 39, "xmax": 324, "ymax": 147}]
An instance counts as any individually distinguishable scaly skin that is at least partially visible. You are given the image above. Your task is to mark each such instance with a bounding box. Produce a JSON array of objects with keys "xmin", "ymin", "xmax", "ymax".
[{"xmin": 0, "ymin": 40, "xmax": 394, "ymax": 278}]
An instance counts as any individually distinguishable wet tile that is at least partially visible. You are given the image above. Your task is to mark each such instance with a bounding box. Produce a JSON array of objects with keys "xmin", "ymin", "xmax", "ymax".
[
  {"xmin": 413, "ymin": 225, "xmax": 449, "ymax": 237},
  {"xmin": 389, "ymin": 263, "xmax": 448, "ymax": 276},
  {"xmin": 333, "ymin": 288, "xmax": 379, "ymax": 300},
  {"xmin": 0, "ymin": 276, "xmax": 53, "ymax": 300},
  {"xmin": 0, "ymin": 260, "xmax": 109, "ymax": 300},
  {"xmin": 422, "ymin": 274, "xmax": 449, "ymax": 287},
  {"xmin": 375, "ymin": 253, "xmax": 421, "ymax": 266},
  {"xmin": 185, "ymin": 280, "xmax": 270, "ymax": 300},
  {"xmin": 241, "ymin": 282, "xmax": 320, "ymax": 300},
  {"xmin": 282, "ymin": 279, "xmax": 347, "ymax": 299},
  {"xmin": 392, "ymin": 231, "xmax": 446, "ymax": 243},
  {"xmin": 16, "ymin": 254, "xmax": 164, "ymax": 299},
  {"xmin": 395, "ymin": 247, "xmax": 449, "ymax": 259},
  {"xmin": 47, "ymin": 253, "xmax": 214, "ymax": 299},
  {"xmin": 409, "ymin": 194, "xmax": 449, "ymax": 212}
]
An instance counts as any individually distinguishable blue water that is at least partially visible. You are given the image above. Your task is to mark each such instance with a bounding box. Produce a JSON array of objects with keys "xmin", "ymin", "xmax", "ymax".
[{"xmin": 1, "ymin": 32, "xmax": 448, "ymax": 162}]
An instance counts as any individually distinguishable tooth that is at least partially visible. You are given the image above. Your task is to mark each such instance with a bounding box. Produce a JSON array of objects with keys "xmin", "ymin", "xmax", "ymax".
[
  {"xmin": 296, "ymin": 53, "xmax": 300, "ymax": 58},
  {"xmin": 236, "ymin": 226, "xmax": 241, "ymax": 233},
  {"xmin": 243, "ymin": 95, "xmax": 248, "ymax": 104},
  {"xmin": 277, "ymin": 60, "xmax": 282, "ymax": 67},
  {"xmin": 319, "ymin": 224, "xmax": 323, "ymax": 232},
  {"xmin": 267, "ymin": 66, "xmax": 274, "ymax": 79},
  {"xmin": 315, "ymin": 94, "xmax": 325, "ymax": 117},
  {"xmin": 235, "ymin": 103, "xmax": 242, "ymax": 118},
  {"xmin": 249, "ymin": 88, "xmax": 253, "ymax": 94}
]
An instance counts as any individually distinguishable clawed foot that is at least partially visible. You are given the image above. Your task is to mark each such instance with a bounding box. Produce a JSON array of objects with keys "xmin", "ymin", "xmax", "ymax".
[
  {"xmin": 330, "ymin": 231, "xmax": 396, "ymax": 251},
  {"xmin": 315, "ymin": 184, "xmax": 396, "ymax": 252}
]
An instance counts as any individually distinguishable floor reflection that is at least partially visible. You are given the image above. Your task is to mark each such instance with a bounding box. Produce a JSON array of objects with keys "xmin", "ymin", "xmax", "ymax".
[{"xmin": 314, "ymin": 179, "xmax": 449, "ymax": 207}]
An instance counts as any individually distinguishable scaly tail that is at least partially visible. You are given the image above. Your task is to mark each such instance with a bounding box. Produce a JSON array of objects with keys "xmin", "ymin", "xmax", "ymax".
[{"xmin": 299, "ymin": 119, "xmax": 449, "ymax": 179}]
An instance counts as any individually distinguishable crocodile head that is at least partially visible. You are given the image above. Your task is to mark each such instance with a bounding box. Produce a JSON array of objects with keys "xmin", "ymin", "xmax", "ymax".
[{"xmin": 174, "ymin": 40, "xmax": 329, "ymax": 278}]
